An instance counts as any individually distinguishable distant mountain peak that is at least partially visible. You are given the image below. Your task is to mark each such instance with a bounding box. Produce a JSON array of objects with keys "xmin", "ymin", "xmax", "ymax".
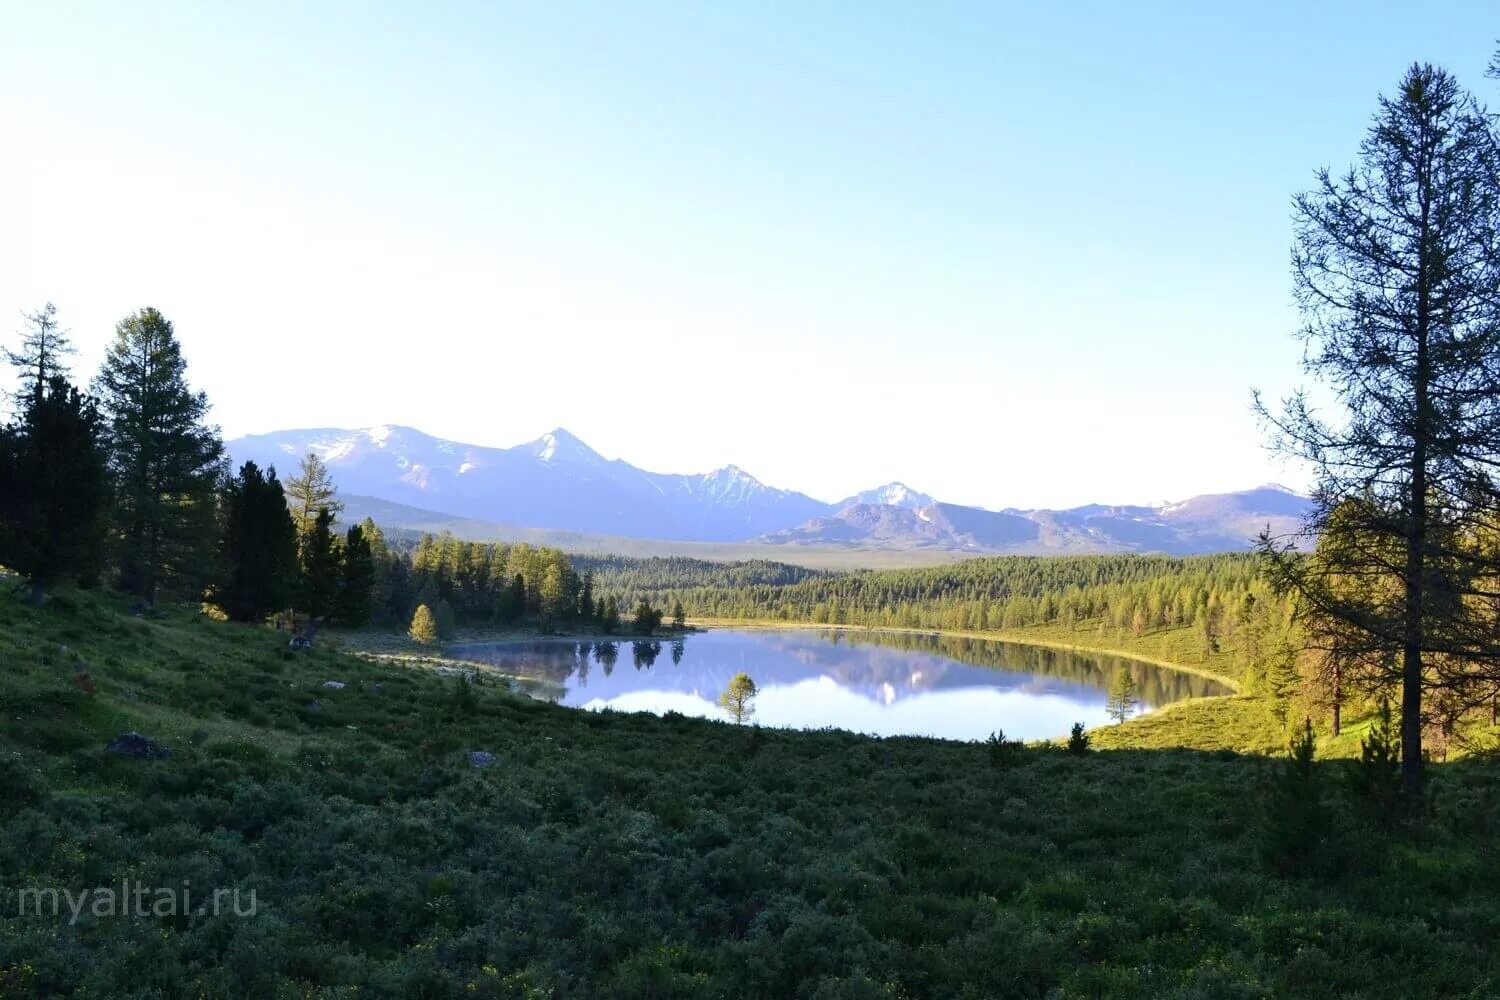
[
  {"xmin": 528, "ymin": 427, "xmax": 600, "ymax": 463},
  {"xmin": 841, "ymin": 482, "xmax": 936, "ymax": 510},
  {"xmin": 225, "ymin": 424, "xmax": 1314, "ymax": 554},
  {"xmin": 707, "ymin": 464, "xmax": 761, "ymax": 484},
  {"xmin": 362, "ymin": 424, "xmax": 420, "ymax": 448}
]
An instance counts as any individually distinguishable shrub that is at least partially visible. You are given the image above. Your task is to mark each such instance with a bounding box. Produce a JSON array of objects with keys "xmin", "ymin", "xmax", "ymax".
[
  {"xmin": 986, "ymin": 730, "xmax": 1022, "ymax": 767},
  {"xmin": 1348, "ymin": 697, "xmax": 1401, "ymax": 818},
  {"xmin": 1260, "ymin": 718, "xmax": 1328, "ymax": 874},
  {"xmin": 1067, "ymin": 722, "xmax": 1091, "ymax": 755}
]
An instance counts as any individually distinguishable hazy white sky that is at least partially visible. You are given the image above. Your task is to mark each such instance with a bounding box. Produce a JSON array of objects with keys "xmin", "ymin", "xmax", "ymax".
[{"xmin": 1, "ymin": 3, "xmax": 1495, "ymax": 508}]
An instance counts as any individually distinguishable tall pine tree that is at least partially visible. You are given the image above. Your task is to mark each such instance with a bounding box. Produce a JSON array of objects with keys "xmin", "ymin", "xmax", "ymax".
[
  {"xmin": 0, "ymin": 376, "xmax": 109, "ymax": 605},
  {"xmin": 214, "ymin": 461, "xmax": 299, "ymax": 622},
  {"xmin": 336, "ymin": 522, "xmax": 375, "ymax": 626},
  {"xmin": 299, "ymin": 506, "xmax": 342, "ymax": 620},
  {"xmin": 94, "ymin": 308, "xmax": 224, "ymax": 607}
]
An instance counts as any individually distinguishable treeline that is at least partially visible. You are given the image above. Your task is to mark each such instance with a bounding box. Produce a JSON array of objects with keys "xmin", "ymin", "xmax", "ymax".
[
  {"xmin": 589, "ymin": 551, "xmax": 1305, "ymax": 704},
  {"xmin": 0, "ymin": 305, "xmax": 611, "ymax": 636},
  {"xmin": 592, "ymin": 551, "xmax": 1291, "ymax": 644},
  {"xmin": 380, "ymin": 530, "xmax": 670, "ymax": 638},
  {"xmin": 573, "ymin": 555, "xmax": 825, "ymax": 592}
]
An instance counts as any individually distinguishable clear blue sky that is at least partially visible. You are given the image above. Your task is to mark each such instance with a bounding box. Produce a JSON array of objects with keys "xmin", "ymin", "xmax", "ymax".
[{"xmin": 1, "ymin": 3, "xmax": 1495, "ymax": 508}]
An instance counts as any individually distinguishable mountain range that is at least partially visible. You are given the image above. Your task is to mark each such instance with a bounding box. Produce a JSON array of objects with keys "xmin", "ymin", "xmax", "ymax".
[{"xmin": 226, "ymin": 425, "xmax": 1311, "ymax": 558}]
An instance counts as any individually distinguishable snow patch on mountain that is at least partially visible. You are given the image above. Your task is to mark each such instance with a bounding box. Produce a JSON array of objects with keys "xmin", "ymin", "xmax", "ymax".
[{"xmin": 840, "ymin": 482, "xmax": 936, "ymax": 510}]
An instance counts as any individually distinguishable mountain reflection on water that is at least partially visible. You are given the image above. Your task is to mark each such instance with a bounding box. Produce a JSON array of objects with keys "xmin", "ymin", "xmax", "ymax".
[{"xmin": 445, "ymin": 628, "xmax": 1230, "ymax": 741}]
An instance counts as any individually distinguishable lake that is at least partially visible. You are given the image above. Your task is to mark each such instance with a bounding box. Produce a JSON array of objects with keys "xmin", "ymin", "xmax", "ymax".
[{"xmin": 443, "ymin": 628, "xmax": 1230, "ymax": 741}]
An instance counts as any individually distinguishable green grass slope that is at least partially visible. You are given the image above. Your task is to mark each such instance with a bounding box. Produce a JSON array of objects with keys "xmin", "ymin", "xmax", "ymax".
[{"xmin": 3, "ymin": 591, "xmax": 1500, "ymax": 997}]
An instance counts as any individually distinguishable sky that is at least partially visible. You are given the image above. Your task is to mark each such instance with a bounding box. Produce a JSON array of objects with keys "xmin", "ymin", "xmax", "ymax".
[{"xmin": 0, "ymin": 3, "xmax": 1496, "ymax": 510}]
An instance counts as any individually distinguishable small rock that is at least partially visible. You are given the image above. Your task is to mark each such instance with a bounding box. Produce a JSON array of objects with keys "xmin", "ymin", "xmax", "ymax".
[
  {"xmin": 371, "ymin": 683, "xmax": 384, "ymax": 694},
  {"xmin": 322, "ymin": 680, "xmax": 346, "ymax": 690},
  {"xmin": 122, "ymin": 689, "xmax": 139, "ymax": 701},
  {"xmin": 106, "ymin": 732, "xmax": 172, "ymax": 760},
  {"xmin": 304, "ymin": 699, "xmax": 323, "ymax": 713},
  {"xmin": 468, "ymin": 751, "xmax": 496, "ymax": 768}
]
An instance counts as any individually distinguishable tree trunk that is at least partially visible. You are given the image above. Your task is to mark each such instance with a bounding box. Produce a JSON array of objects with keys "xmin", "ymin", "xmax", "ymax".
[
  {"xmin": 1331, "ymin": 660, "xmax": 1342, "ymax": 738},
  {"xmin": 1402, "ymin": 207, "xmax": 1432, "ymax": 800}
]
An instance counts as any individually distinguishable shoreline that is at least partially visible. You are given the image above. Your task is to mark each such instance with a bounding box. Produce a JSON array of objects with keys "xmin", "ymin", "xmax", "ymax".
[
  {"xmin": 685, "ymin": 618, "xmax": 1243, "ymax": 693},
  {"xmin": 337, "ymin": 619, "xmax": 1240, "ymax": 693}
]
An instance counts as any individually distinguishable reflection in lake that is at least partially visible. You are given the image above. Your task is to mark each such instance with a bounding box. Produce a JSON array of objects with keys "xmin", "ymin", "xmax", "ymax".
[{"xmin": 445, "ymin": 628, "xmax": 1230, "ymax": 742}]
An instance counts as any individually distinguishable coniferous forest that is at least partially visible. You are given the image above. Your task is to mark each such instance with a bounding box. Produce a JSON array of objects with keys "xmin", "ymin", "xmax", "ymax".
[{"xmin": 0, "ymin": 306, "xmax": 618, "ymax": 642}]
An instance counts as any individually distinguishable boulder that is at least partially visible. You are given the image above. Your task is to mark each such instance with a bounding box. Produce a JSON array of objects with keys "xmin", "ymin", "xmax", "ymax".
[{"xmin": 106, "ymin": 732, "xmax": 172, "ymax": 760}]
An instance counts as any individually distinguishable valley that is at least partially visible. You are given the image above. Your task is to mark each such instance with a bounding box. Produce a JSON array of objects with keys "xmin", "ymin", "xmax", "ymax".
[{"xmin": 6, "ymin": 10, "xmax": 1500, "ymax": 998}]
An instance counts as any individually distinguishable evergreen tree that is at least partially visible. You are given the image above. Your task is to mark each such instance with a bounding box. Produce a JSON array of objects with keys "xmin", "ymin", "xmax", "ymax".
[
  {"xmin": 1193, "ymin": 606, "xmax": 1218, "ymax": 660},
  {"xmin": 1257, "ymin": 64, "xmax": 1500, "ymax": 797},
  {"xmin": 286, "ymin": 452, "xmax": 344, "ymax": 538},
  {"xmin": 578, "ymin": 570, "xmax": 595, "ymax": 622},
  {"xmin": 360, "ymin": 518, "xmax": 397, "ymax": 624},
  {"xmin": 1265, "ymin": 634, "xmax": 1303, "ymax": 729},
  {"xmin": 298, "ymin": 506, "xmax": 341, "ymax": 619},
  {"xmin": 1066, "ymin": 722, "xmax": 1091, "ymax": 754},
  {"xmin": 508, "ymin": 574, "xmax": 527, "ymax": 622},
  {"xmin": 336, "ymin": 523, "xmax": 375, "ymax": 627},
  {"xmin": 433, "ymin": 597, "xmax": 457, "ymax": 638},
  {"xmin": 1349, "ymin": 697, "xmax": 1402, "ymax": 814},
  {"xmin": 672, "ymin": 599, "xmax": 686, "ymax": 630},
  {"xmin": 5, "ymin": 303, "xmax": 75, "ymax": 408},
  {"xmin": 718, "ymin": 672, "xmax": 758, "ymax": 724},
  {"xmin": 538, "ymin": 563, "xmax": 566, "ymax": 630},
  {"xmin": 409, "ymin": 603, "xmax": 439, "ymax": 644},
  {"xmin": 632, "ymin": 599, "xmax": 662, "ymax": 636},
  {"xmin": 601, "ymin": 595, "xmax": 620, "ymax": 634},
  {"xmin": 1261, "ymin": 719, "xmax": 1327, "ymax": 873},
  {"xmin": 214, "ymin": 461, "xmax": 298, "ymax": 622},
  {"xmin": 0, "ymin": 376, "xmax": 109, "ymax": 604},
  {"xmin": 1105, "ymin": 670, "xmax": 1138, "ymax": 724},
  {"xmin": 94, "ymin": 308, "xmax": 224, "ymax": 607}
]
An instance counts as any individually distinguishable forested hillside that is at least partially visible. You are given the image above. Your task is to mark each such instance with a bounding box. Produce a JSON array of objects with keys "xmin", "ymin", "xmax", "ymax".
[{"xmin": 589, "ymin": 552, "xmax": 1293, "ymax": 674}]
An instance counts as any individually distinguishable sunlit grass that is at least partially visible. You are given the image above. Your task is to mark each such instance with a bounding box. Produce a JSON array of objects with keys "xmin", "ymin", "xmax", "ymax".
[{"xmin": 2, "ymin": 589, "xmax": 1499, "ymax": 996}]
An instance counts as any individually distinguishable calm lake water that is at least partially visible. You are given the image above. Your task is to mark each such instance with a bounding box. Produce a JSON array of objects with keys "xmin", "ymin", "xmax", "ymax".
[{"xmin": 444, "ymin": 628, "xmax": 1229, "ymax": 741}]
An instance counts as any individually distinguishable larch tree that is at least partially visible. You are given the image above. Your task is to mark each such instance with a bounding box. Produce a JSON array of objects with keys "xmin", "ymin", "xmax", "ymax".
[
  {"xmin": 5, "ymin": 303, "xmax": 75, "ymax": 409},
  {"xmin": 286, "ymin": 451, "xmax": 344, "ymax": 539},
  {"xmin": 1105, "ymin": 670, "xmax": 1138, "ymax": 725},
  {"xmin": 538, "ymin": 563, "xmax": 566, "ymax": 630},
  {"xmin": 409, "ymin": 603, "xmax": 439, "ymax": 644},
  {"xmin": 1256, "ymin": 64, "xmax": 1500, "ymax": 798},
  {"xmin": 718, "ymin": 672, "xmax": 758, "ymax": 725},
  {"xmin": 94, "ymin": 308, "xmax": 224, "ymax": 608}
]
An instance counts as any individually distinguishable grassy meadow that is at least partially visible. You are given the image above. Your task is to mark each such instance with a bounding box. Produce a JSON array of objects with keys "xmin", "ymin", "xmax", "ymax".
[{"xmin": 3, "ymin": 588, "xmax": 1500, "ymax": 997}]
